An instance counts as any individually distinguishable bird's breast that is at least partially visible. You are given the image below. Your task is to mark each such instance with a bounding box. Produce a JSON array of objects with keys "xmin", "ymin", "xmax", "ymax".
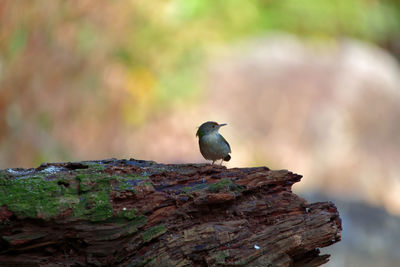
[
  {"xmin": 199, "ymin": 133, "xmax": 230, "ymax": 160},
  {"xmin": 201, "ymin": 132, "xmax": 220, "ymax": 144}
]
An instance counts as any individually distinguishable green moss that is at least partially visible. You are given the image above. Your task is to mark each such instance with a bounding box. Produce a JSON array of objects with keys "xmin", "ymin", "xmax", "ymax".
[
  {"xmin": 76, "ymin": 174, "xmax": 91, "ymax": 192},
  {"xmin": 207, "ymin": 178, "xmax": 243, "ymax": 193},
  {"xmin": 130, "ymin": 214, "xmax": 147, "ymax": 226},
  {"xmin": 88, "ymin": 163, "xmax": 106, "ymax": 171},
  {"xmin": 116, "ymin": 208, "xmax": 138, "ymax": 220},
  {"xmin": 72, "ymin": 186, "xmax": 113, "ymax": 222},
  {"xmin": 114, "ymin": 178, "xmax": 136, "ymax": 192},
  {"xmin": 125, "ymin": 173, "xmax": 149, "ymax": 180},
  {"xmin": 143, "ymin": 181, "xmax": 152, "ymax": 187},
  {"xmin": 75, "ymin": 173, "xmax": 112, "ymax": 192},
  {"xmin": 181, "ymin": 183, "xmax": 207, "ymax": 194},
  {"xmin": 142, "ymin": 225, "xmax": 167, "ymax": 242},
  {"xmin": 0, "ymin": 173, "xmax": 8, "ymax": 186},
  {"xmin": 114, "ymin": 174, "xmax": 149, "ymax": 192},
  {"xmin": 214, "ymin": 251, "xmax": 229, "ymax": 264},
  {"xmin": 0, "ymin": 166, "xmax": 153, "ymax": 223},
  {"xmin": 209, "ymin": 179, "xmax": 233, "ymax": 192},
  {"xmin": 72, "ymin": 172, "xmax": 151, "ymax": 222},
  {"xmin": 0, "ymin": 176, "xmax": 78, "ymax": 219},
  {"xmin": 0, "ymin": 170, "xmax": 115, "ymax": 221}
]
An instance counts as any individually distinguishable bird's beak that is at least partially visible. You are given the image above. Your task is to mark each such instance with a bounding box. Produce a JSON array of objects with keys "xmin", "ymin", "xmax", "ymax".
[{"xmin": 218, "ymin": 123, "xmax": 227, "ymax": 127}]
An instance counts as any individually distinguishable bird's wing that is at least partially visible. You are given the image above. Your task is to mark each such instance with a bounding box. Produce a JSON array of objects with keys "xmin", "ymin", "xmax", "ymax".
[{"xmin": 221, "ymin": 135, "xmax": 231, "ymax": 153}]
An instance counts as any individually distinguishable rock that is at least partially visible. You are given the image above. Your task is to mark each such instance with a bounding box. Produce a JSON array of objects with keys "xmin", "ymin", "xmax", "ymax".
[{"xmin": 0, "ymin": 159, "xmax": 341, "ymax": 266}]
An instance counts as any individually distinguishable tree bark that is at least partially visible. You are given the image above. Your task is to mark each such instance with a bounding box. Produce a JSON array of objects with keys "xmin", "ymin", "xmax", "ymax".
[{"xmin": 0, "ymin": 159, "xmax": 341, "ymax": 266}]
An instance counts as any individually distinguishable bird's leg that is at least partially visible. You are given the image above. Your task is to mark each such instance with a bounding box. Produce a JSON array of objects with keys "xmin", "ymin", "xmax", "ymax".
[
  {"xmin": 219, "ymin": 159, "xmax": 224, "ymax": 166},
  {"xmin": 212, "ymin": 160, "xmax": 215, "ymax": 165}
]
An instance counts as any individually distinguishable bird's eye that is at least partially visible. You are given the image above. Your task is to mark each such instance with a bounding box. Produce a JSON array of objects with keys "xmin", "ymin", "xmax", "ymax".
[{"xmin": 212, "ymin": 125, "xmax": 215, "ymax": 128}]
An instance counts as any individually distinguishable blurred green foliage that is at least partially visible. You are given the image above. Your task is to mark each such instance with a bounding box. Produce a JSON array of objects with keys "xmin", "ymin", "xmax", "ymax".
[
  {"xmin": 0, "ymin": 0, "xmax": 399, "ymax": 167},
  {"xmin": 8, "ymin": 26, "xmax": 28, "ymax": 60},
  {"xmin": 113, "ymin": 0, "xmax": 400, "ymax": 121}
]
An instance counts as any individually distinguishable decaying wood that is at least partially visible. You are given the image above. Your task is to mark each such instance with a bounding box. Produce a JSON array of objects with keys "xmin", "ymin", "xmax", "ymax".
[{"xmin": 0, "ymin": 159, "xmax": 341, "ymax": 266}]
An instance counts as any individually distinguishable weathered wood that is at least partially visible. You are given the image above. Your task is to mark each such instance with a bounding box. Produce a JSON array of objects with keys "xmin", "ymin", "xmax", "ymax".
[{"xmin": 0, "ymin": 159, "xmax": 341, "ymax": 266}]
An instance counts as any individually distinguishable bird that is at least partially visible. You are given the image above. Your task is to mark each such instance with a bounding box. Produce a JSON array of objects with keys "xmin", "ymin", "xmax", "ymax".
[{"xmin": 196, "ymin": 121, "xmax": 231, "ymax": 165}]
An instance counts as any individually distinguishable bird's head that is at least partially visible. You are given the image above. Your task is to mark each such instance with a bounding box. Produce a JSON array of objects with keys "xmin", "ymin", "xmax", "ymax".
[{"xmin": 196, "ymin": 121, "xmax": 227, "ymax": 138}]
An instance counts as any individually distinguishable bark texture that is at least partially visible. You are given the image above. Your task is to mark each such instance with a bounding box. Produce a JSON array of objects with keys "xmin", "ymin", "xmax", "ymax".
[{"xmin": 0, "ymin": 159, "xmax": 341, "ymax": 266}]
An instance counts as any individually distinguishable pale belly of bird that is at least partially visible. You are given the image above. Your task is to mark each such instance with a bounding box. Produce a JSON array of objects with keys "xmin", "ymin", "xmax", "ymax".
[{"xmin": 199, "ymin": 133, "xmax": 230, "ymax": 160}]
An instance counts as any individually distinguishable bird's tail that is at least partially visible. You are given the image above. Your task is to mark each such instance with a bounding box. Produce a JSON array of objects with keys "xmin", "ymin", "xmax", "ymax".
[{"xmin": 224, "ymin": 155, "xmax": 231, "ymax": 161}]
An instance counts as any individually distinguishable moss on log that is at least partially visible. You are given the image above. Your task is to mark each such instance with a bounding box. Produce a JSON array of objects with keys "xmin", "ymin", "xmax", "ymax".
[{"xmin": 0, "ymin": 159, "xmax": 341, "ymax": 266}]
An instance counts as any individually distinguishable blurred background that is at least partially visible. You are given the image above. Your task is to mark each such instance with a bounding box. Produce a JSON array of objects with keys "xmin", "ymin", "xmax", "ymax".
[{"xmin": 1, "ymin": 1, "xmax": 400, "ymax": 266}]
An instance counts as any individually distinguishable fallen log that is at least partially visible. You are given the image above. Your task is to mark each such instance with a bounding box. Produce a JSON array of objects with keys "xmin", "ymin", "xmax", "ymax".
[{"xmin": 0, "ymin": 159, "xmax": 341, "ymax": 266}]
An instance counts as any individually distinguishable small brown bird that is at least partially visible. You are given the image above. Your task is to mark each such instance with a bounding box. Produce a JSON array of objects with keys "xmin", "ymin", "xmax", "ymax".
[{"xmin": 196, "ymin": 121, "xmax": 231, "ymax": 165}]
